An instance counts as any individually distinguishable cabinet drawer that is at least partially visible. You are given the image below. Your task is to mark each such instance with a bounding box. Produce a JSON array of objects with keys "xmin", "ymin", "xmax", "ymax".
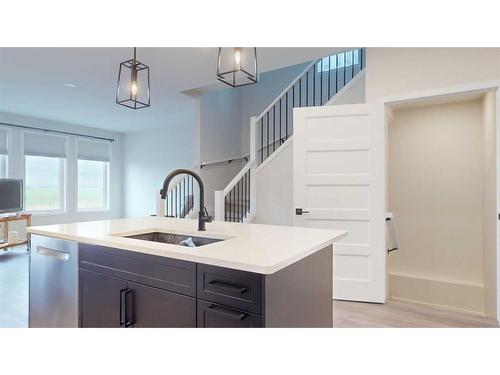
[
  {"xmin": 79, "ymin": 243, "xmax": 196, "ymax": 297},
  {"xmin": 197, "ymin": 264, "xmax": 262, "ymax": 314},
  {"xmin": 197, "ymin": 300, "xmax": 262, "ymax": 328}
]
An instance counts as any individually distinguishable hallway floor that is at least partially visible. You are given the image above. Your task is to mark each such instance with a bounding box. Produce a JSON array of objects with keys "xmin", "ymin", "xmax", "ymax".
[
  {"xmin": 334, "ymin": 299, "xmax": 498, "ymax": 328},
  {"xmin": 0, "ymin": 245, "xmax": 29, "ymax": 328},
  {"xmin": 1, "ymin": 245, "xmax": 498, "ymax": 328}
]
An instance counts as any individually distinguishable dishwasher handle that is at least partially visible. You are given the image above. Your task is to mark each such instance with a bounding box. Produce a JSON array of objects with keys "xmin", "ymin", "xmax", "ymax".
[{"xmin": 36, "ymin": 246, "xmax": 70, "ymax": 262}]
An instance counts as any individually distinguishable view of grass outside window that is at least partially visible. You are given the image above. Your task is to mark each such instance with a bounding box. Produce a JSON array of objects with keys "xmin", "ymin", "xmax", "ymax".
[
  {"xmin": 25, "ymin": 155, "xmax": 64, "ymax": 211},
  {"xmin": 0, "ymin": 155, "xmax": 7, "ymax": 178},
  {"xmin": 78, "ymin": 159, "xmax": 108, "ymax": 210}
]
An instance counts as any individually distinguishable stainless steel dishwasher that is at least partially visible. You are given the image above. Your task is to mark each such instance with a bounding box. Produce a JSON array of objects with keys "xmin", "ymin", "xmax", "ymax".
[{"xmin": 29, "ymin": 234, "xmax": 79, "ymax": 327}]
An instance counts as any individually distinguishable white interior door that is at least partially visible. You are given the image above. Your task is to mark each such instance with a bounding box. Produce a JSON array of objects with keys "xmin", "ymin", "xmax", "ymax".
[{"xmin": 293, "ymin": 103, "xmax": 386, "ymax": 303}]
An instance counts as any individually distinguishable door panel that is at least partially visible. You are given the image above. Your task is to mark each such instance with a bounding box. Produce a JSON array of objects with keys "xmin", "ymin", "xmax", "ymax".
[
  {"xmin": 129, "ymin": 282, "xmax": 196, "ymax": 328},
  {"xmin": 293, "ymin": 104, "xmax": 386, "ymax": 303},
  {"xmin": 80, "ymin": 269, "xmax": 127, "ymax": 328}
]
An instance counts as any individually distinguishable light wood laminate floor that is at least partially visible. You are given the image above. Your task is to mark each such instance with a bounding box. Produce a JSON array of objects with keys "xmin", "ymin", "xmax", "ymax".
[
  {"xmin": 334, "ymin": 299, "xmax": 498, "ymax": 328},
  {"xmin": 1, "ymin": 244, "xmax": 498, "ymax": 328}
]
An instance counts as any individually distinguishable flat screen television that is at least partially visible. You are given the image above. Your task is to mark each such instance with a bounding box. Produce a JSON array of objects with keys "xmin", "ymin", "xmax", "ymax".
[{"xmin": 0, "ymin": 179, "xmax": 24, "ymax": 214}]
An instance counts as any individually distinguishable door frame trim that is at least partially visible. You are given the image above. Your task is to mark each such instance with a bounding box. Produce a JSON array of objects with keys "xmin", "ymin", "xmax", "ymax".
[{"xmin": 377, "ymin": 79, "xmax": 500, "ymax": 323}]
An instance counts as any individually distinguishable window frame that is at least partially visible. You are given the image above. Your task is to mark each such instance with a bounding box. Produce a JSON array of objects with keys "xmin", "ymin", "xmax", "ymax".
[
  {"xmin": 76, "ymin": 158, "xmax": 110, "ymax": 212},
  {"xmin": 24, "ymin": 154, "xmax": 67, "ymax": 214}
]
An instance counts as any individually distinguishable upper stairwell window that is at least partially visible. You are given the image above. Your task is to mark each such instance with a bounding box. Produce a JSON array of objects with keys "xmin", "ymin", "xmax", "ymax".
[{"xmin": 316, "ymin": 49, "xmax": 360, "ymax": 73}]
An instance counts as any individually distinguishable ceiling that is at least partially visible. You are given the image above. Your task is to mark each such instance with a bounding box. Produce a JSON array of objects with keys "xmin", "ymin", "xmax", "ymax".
[{"xmin": 0, "ymin": 47, "xmax": 346, "ymax": 133}]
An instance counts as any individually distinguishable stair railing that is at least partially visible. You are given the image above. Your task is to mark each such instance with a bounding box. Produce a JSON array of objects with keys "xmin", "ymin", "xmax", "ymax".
[{"xmin": 215, "ymin": 48, "xmax": 365, "ymax": 222}]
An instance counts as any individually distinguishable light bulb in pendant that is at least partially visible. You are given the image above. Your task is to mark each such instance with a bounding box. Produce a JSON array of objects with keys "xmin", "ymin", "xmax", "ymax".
[
  {"xmin": 234, "ymin": 48, "xmax": 242, "ymax": 69},
  {"xmin": 131, "ymin": 81, "xmax": 138, "ymax": 96}
]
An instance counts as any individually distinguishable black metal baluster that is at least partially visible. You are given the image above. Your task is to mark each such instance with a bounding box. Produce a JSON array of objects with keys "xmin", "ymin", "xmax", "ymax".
[
  {"xmin": 266, "ymin": 111, "xmax": 270, "ymax": 160},
  {"xmin": 313, "ymin": 64, "xmax": 316, "ymax": 106},
  {"xmin": 306, "ymin": 69, "xmax": 309, "ymax": 106},
  {"xmin": 229, "ymin": 189, "xmax": 232, "ymax": 222},
  {"xmin": 320, "ymin": 58, "xmax": 323, "ymax": 105},
  {"xmin": 343, "ymin": 53, "xmax": 346, "ymax": 87},
  {"xmin": 273, "ymin": 105, "xmax": 276, "ymax": 152},
  {"xmin": 328, "ymin": 55, "xmax": 331, "ymax": 100},
  {"xmin": 279, "ymin": 98, "xmax": 282, "ymax": 143},
  {"xmin": 335, "ymin": 54, "xmax": 338, "ymax": 95},
  {"xmin": 299, "ymin": 76, "xmax": 302, "ymax": 107},
  {"xmin": 260, "ymin": 117, "xmax": 264, "ymax": 164},
  {"xmin": 236, "ymin": 180, "xmax": 239, "ymax": 222},
  {"xmin": 285, "ymin": 91, "xmax": 288, "ymax": 140}
]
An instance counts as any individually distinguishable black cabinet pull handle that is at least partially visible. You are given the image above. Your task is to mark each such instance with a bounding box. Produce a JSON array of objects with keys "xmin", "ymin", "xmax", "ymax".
[
  {"xmin": 120, "ymin": 288, "xmax": 127, "ymax": 327},
  {"xmin": 120, "ymin": 288, "xmax": 134, "ymax": 327},
  {"xmin": 208, "ymin": 304, "xmax": 248, "ymax": 321},
  {"xmin": 124, "ymin": 289, "xmax": 134, "ymax": 327},
  {"xmin": 208, "ymin": 280, "xmax": 248, "ymax": 294}
]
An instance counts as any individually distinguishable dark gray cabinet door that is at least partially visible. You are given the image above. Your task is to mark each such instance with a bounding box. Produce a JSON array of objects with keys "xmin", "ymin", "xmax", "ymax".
[
  {"xmin": 128, "ymin": 282, "xmax": 196, "ymax": 328},
  {"xmin": 197, "ymin": 300, "xmax": 262, "ymax": 328},
  {"xmin": 80, "ymin": 269, "xmax": 127, "ymax": 328}
]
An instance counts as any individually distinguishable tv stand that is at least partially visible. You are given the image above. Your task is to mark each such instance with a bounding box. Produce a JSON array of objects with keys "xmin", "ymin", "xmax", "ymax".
[{"xmin": 0, "ymin": 214, "xmax": 32, "ymax": 251}]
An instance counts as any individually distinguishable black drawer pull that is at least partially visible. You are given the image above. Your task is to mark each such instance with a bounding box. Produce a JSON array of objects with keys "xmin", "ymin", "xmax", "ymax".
[
  {"xmin": 208, "ymin": 304, "xmax": 248, "ymax": 320},
  {"xmin": 208, "ymin": 280, "xmax": 248, "ymax": 294}
]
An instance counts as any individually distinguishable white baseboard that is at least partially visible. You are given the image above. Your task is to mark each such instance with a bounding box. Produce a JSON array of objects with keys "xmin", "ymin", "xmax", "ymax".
[{"xmin": 389, "ymin": 273, "xmax": 485, "ymax": 316}]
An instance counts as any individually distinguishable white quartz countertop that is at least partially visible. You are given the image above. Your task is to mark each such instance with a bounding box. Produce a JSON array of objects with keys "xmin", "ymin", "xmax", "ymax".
[{"xmin": 27, "ymin": 217, "xmax": 346, "ymax": 274}]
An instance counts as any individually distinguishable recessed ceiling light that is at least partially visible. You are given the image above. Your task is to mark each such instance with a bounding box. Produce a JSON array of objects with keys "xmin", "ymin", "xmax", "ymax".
[{"xmin": 64, "ymin": 83, "xmax": 77, "ymax": 88}]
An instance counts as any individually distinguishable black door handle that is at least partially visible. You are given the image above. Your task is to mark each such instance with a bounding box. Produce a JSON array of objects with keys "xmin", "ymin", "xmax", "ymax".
[
  {"xmin": 295, "ymin": 208, "xmax": 310, "ymax": 215},
  {"xmin": 208, "ymin": 280, "xmax": 248, "ymax": 294},
  {"xmin": 208, "ymin": 304, "xmax": 248, "ymax": 321}
]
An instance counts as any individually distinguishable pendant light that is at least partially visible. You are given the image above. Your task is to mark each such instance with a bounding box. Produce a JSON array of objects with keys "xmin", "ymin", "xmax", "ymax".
[
  {"xmin": 216, "ymin": 47, "xmax": 258, "ymax": 87},
  {"xmin": 116, "ymin": 47, "xmax": 151, "ymax": 109}
]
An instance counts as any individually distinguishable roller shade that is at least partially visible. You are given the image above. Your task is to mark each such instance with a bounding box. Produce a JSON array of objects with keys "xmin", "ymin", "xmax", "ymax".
[
  {"xmin": 77, "ymin": 139, "xmax": 110, "ymax": 162},
  {"xmin": 0, "ymin": 128, "xmax": 7, "ymax": 154},
  {"xmin": 24, "ymin": 132, "xmax": 67, "ymax": 158}
]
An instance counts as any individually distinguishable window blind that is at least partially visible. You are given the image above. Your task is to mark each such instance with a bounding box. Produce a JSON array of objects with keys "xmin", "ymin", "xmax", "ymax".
[
  {"xmin": 24, "ymin": 132, "xmax": 67, "ymax": 158},
  {"xmin": 0, "ymin": 128, "xmax": 7, "ymax": 154},
  {"xmin": 77, "ymin": 139, "xmax": 110, "ymax": 162}
]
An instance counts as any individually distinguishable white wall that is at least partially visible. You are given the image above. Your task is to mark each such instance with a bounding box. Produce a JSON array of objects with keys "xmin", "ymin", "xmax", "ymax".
[
  {"xmin": 122, "ymin": 123, "xmax": 196, "ymax": 218},
  {"xmin": 255, "ymin": 140, "xmax": 294, "ymax": 226},
  {"xmin": 0, "ymin": 111, "xmax": 123, "ymax": 233},
  {"xmin": 482, "ymin": 91, "xmax": 497, "ymax": 318},
  {"xmin": 366, "ymin": 48, "xmax": 500, "ymax": 101},
  {"xmin": 387, "ymin": 99, "xmax": 486, "ymax": 314}
]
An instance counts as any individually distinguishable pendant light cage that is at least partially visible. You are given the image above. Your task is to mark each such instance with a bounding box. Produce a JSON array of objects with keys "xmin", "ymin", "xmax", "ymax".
[
  {"xmin": 116, "ymin": 48, "xmax": 151, "ymax": 109},
  {"xmin": 217, "ymin": 47, "xmax": 258, "ymax": 87}
]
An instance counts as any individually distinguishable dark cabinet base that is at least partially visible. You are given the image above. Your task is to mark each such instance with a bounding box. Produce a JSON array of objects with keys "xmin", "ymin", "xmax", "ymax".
[{"xmin": 78, "ymin": 243, "xmax": 332, "ymax": 328}]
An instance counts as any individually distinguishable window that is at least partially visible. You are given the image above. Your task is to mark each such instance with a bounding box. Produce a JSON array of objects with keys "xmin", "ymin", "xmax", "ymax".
[
  {"xmin": 0, "ymin": 128, "xmax": 7, "ymax": 178},
  {"xmin": 316, "ymin": 49, "xmax": 360, "ymax": 73},
  {"xmin": 24, "ymin": 132, "xmax": 67, "ymax": 212},
  {"xmin": 25, "ymin": 155, "xmax": 65, "ymax": 211},
  {"xmin": 0, "ymin": 154, "xmax": 7, "ymax": 178},
  {"xmin": 77, "ymin": 139, "xmax": 110, "ymax": 211},
  {"xmin": 78, "ymin": 159, "xmax": 109, "ymax": 210}
]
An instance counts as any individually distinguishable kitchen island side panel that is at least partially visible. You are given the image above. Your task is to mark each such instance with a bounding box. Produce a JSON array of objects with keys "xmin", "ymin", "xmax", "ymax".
[{"xmin": 263, "ymin": 245, "xmax": 333, "ymax": 328}]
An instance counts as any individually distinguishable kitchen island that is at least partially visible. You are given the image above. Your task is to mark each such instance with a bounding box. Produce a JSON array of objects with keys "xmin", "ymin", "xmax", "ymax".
[{"xmin": 27, "ymin": 217, "xmax": 346, "ymax": 328}]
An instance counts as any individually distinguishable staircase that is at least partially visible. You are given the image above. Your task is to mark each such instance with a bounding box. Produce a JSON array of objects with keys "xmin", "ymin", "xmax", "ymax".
[
  {"xmin": 215, "ymin": 48, "xmax": 365, "ymax": 223},
  {"xmin": 164, "ymin": 174, "xmax": 195, "ymax": 218}
]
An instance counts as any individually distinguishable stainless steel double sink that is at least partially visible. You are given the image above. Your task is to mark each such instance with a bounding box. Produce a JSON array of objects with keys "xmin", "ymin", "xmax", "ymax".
[{"xmin": 123, "ymin": 231, "xmax": 224, "ymax": 247}]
